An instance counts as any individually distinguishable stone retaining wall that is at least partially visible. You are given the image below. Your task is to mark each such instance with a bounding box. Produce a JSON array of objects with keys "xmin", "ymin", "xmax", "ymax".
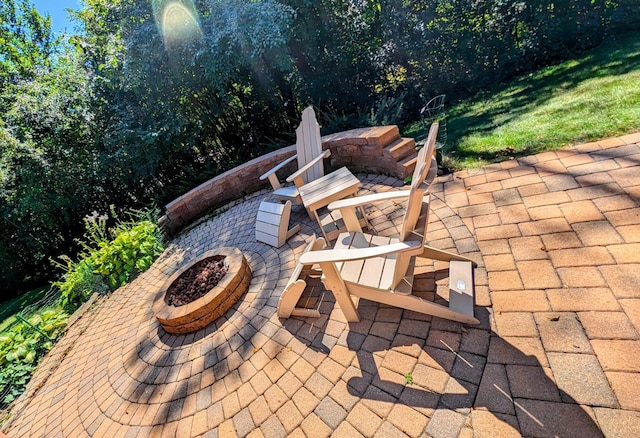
[
  {"xmin": 161, "ymin": 145, "xmax": 298, "ymax": 233},
  {"xmin": 322, "ymin": 125, "xmax": 403, "ymax": 174},
  {"xmin": 161, "ymin": 125, "xmax": 410, "ymax": 233}
]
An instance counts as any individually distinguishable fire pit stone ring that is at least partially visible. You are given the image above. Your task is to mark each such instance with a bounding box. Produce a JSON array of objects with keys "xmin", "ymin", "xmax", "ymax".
[{"xmin": 153, "ymin": 247, "xmax": 251, "ymax": 334}]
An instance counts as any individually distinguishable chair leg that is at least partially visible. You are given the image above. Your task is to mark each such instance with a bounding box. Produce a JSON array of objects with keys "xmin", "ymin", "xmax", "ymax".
[
  {"xmin": 319, "ymin": 261, "xmax": 360, "ymax": 322},
  {"xmin": 278, "ymin": 280, "xmax": 308, "ymax": 318},
  {"xmin": 313, "ymin": 210, "xmax": 331, "ymax": 242},
  {"xmin": 354, "ymin": 287, "xmax": 479, "ymax": 325},
  {"xmin": 358, "ymin": 205, "xmax": 371, "ymax": 230},
  {"xmin": 277, "ymin": 236, "xmax": 326, "ymax": 318}
]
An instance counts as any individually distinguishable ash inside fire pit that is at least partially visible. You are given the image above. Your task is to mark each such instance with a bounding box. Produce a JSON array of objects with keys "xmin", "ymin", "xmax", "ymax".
[{"xmin": 166, "ymin": 256, "xmax": 227, "ymax": 307}]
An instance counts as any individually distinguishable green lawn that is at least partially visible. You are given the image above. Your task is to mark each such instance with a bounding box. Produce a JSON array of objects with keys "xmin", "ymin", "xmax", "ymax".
[
  {"xmin": 0, "ymin": 288, "xmax": 49, "ymax": 332},
  {"xmin": 406, "ymin": 32, "xmax": 640, "ymax": 169}
]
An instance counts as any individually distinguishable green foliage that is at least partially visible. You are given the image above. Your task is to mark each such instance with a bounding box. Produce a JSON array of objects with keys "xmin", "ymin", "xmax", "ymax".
[
  {"xmin": 91, "ymin": 220, "xmax": 164, "ymax": 290},
  {"xmin": 416, "ymin": 31, "xmax": 640, "ymax": 169},
  {"xmin": 53, "ymin": 209, "xmax": 164, "ymax": 312},
  {"xmin": 0, "ymin": 0, "xmax": 55, "ymax": 87},
  {"xmin": 53, "ymin": 258, "xmax": 105, "ymax": 313},
  {"xmin": 0, "ymin": 288, "xmax": 46, "ymax": 330},
  {"xmin": 65, "ymin": 0, "xmax": 301, "ymax": 207},
  {"xmin": 74, "ymin": 0, "xmax": 297, "ymax": 159},
  {"xmin": 0, "ymin": 362, "xmax": 36, "ymax": 406},
  {"xmin": 2, "ymin": 0, "xmax": 639, "ymax": 297},
  {"xmin": 0, "ymin": 308, "xmax": 68, "ymax": 406},
  {"xmin": 319, "ymin": 93, "xmax": 407, "ymax": 134},
  {"xmin": 0, "ymin": 53, "xmax": 99, "ymax": 293},
  {"xmin": 0, "ymin": 209, "xmax": 163, "ymax": 409},
  {"xmin": 363, "ymin": 0, "xmax": 625, "ymax": 110},
  {"xmin": 281, "ymin": 0, "xmax": 388, "ymax": 114}
]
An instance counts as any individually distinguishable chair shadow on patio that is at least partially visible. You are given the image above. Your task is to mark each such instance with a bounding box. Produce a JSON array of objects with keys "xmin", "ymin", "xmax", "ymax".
[{"xmin": 284, "ymin": 294, "xmax": 604, "ymax": 437}]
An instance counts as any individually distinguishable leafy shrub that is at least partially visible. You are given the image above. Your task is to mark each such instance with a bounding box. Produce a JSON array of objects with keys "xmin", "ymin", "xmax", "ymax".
[
  {"xmin": 91, "ymin": 220, "xmax": 164, "ymax": 290},
  {"xmin": 0, "ymin": 209, "xmax": 165, "ymax": 410},
  {"xmin": 319, "ymin": 93, "xmax": 407, "ymax": 134},
  {"xmin": 54, "ymin": 258, "xmax": 107, "ymax": 313},
  {"xmin": 54, "ymin": 208, "xmax": 164, "ymax": 312},
  {"xmin": 0, "ymin": 309, "xmax": 68, "ymax": 406}
]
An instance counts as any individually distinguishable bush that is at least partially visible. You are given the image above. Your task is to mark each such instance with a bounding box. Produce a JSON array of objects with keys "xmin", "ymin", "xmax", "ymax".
[
  {"xmin": 54, "ymin": 208, "xmax": 164, "ymax": 312},
  {"xmin": 91, "ymin": 220, "xmax": 164, "ymax": 290},
  {"xmin": 0, "ymin": 308, "xmax": 68, "ymax": 407},
  {"xmin": 319, "ymin": 93, "xmax": 408, "ymax": 134},
  {"xmin": 0, "ymin": 209, "xmax": 165, "ymax": 411}
]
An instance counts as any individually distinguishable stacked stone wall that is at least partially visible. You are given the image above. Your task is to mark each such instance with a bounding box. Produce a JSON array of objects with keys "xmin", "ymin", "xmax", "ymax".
[{"xmin": 161, "ymin": 126, "xmax": 415, "ymax": 233}]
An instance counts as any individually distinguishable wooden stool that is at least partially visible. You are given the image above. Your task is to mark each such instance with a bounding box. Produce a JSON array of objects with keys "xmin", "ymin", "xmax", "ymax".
[{"xmin": 255, "ymin": 200, "xmax": 300, "ymax": 248}]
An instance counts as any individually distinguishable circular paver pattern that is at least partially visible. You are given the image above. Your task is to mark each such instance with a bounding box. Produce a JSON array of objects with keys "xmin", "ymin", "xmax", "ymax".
[{"xmin": 4, "ymin": 136, "xmax": 640, "ymax": 438}]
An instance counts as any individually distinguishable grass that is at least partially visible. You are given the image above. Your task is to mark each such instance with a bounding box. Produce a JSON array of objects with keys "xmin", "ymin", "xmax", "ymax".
[
  {"xmin": 0, "ymin": 288, "xmax": 49, "ymax": 332},
  {"xmin": 407, "ymin": 31, "xmax": 640, "ymax": 169}
]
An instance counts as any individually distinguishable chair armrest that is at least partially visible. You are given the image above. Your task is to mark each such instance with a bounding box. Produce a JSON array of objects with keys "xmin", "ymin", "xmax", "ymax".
[
  {"xmin": 285, "ymin": 150, "xmax": 331, "ymax": 184},
  {"xmin": 299, "ymin": 240, "xmax": 421, "ymax": 265},
  {"xmin": 259, "ymin": 154, "xmax": 298, "ymax": 181},
  {"xmin": 327, "ymin": 189, "xmax": 411, "ymax": 211}
]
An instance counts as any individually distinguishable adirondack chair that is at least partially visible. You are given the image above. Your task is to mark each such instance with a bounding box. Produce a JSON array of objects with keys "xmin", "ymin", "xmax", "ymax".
[
  {"xmin": 259, "ymin": 106, "xmax": 330, "ymax": 204},
  {"xmin": 296, "ymin": 122, "xmax": 480, "ymax": 325}
]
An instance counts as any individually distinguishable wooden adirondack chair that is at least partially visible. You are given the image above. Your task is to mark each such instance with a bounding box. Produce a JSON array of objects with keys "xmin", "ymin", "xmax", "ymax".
[
  {"xmin": 259, "ymin": 106, "xmax": 330, "ymax": 204},
  {"xmin": 294, "ymin": 122, "xmax": 480, "ymax": 325}
]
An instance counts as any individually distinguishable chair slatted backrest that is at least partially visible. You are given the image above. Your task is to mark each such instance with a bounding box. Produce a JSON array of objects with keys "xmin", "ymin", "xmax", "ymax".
[
  {"xmin": 400, "ymin": 122, "xmax": 439, "ymax": 242},
  {"xmin": 295, "ymin": 106, "xmax": 325, "ymax": 184},
  {"xmin": 389, "ymin": 122, "xmax": 438, "ymax": 289}
]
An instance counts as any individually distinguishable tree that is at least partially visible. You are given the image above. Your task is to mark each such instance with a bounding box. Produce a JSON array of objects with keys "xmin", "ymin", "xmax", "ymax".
[
  {"xmin": 0, "ymin": 0, "xmax": 54, "ymax": 87},
  {"xmin": 71, "ymin": 0, "xmax": 298, "ymax": 204},
  {"xmin": 281, "ymin": 0, "xmax": 389, "ymax": 117},
  {"xmin": 0, "ymin": 53, "xmax": 100, "ymax": 293}
]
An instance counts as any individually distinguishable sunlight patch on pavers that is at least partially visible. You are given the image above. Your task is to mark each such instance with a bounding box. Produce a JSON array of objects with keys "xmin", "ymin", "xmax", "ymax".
[{"xmin": 3, "ymin": 138, "xmax": 640, "ymax": 437}]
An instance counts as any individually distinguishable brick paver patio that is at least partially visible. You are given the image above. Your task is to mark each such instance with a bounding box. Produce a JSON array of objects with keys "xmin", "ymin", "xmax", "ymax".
[{"xmin": 3, "ymin": 134, "xmax": 640, "ymax": 437}]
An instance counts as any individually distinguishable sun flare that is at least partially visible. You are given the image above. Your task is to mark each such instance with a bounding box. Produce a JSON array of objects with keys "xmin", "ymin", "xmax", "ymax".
[{"xmin": 153, "ymin": 0, "xmax": 202, "ymax": 51}]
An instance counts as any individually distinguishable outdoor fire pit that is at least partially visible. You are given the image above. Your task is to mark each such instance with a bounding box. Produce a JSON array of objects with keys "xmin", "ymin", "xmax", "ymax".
[{"xmin": 153, "ymin": 247, "xmax": 251, "ymax": 334}]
